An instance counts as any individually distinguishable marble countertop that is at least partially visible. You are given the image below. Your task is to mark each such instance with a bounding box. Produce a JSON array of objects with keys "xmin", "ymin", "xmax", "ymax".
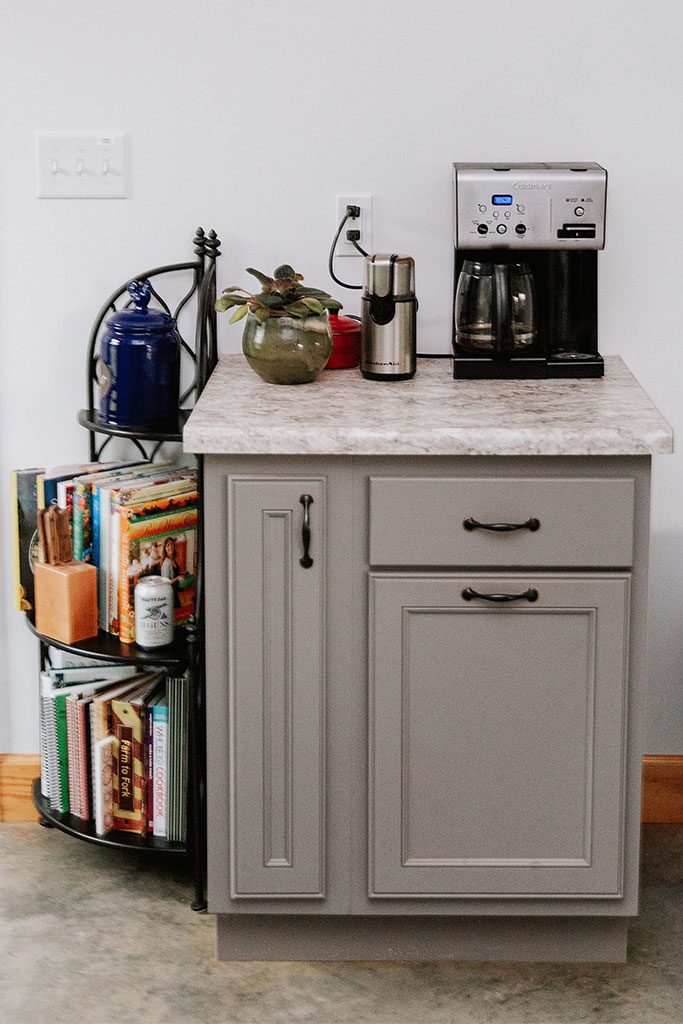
[{"xmin": 184, "ymin": 355, "xmax": 673, "ymax": 457}]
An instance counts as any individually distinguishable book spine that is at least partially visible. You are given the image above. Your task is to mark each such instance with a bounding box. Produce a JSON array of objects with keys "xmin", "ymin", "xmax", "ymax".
[
  {"xmin": 76, "ymin": 701, "xmax": 90, "ymax": 821},
  {"xmin": 72, "ymin": 482, "xmax": 86, "ymax": 560},
  {"xmin": 118, "ymin": 509, "xmax": 135, "ymax": 644},
  {"xmin": 111, "ymin": 699, "xmax": 146, "ymax": 833},
  {"xmin": 108, "ymin": 500, "xmax": 121, "ymax": 635},
  {"xmin": 11, "ymin": 468, "xmax": 42, "ymax": 612},
  {"xmin": 145, "ymin": 704, "xmax": 154, "ymax": 833},
  {"xmin": 92, "ymin": 486, "xmax": 101, "ymax": 568},
  {"xmin": 93, "ymin": 736, "xmax": 116, "ymax": 836},
  {"xmin": 98, "ymin": 488, "xmax": 111, "ymax": 630},
  {"xmin": 54, "ymin": 696, "xmax": 70, "ymax": 813},
  {"xmin": 152, "ymin": 703, "xmax": 168, "ymax": 838},
  {"xmin": 66, "ymin": 697, "xmax": 80, "ymax": 817}
]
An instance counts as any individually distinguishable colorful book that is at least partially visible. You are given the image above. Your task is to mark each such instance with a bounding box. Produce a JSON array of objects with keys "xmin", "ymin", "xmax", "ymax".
[
  {"xmin": 93, "ymin": 736, "xmax": 116, "ymax": 836},
  {"xmin": 117, "ymin": 495, "xmax": 199, "ymax": 643},
  {"xmin": 11, "ymin": 467, "xmax": 43, "ymax": 611},
  {"xmin": 167, "ymin": 673, "xmax": 189, "ymax": 842},
  {"xmin": 111, "ymin": 675, "xmax": 163, "ymax": 833},
  {"xmin": 150, "ymin": 692, "xmax": 168, "ymax": 838},
  {"xmin": 100, "ymin": 469, "xmax": 195, "ymax": 632},
  {"xmin": 71, "ymin": 462, "xmax": 147, "ymax": 562},
  {"xmin": 38, "ymin": 463, "xmax": 115, "ymax": 510}
]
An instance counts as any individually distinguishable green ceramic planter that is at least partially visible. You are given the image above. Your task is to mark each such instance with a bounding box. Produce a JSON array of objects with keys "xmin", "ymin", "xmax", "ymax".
[{"xmin": 242, "ymin": 314, "xmax": 333, "ymax": 385}]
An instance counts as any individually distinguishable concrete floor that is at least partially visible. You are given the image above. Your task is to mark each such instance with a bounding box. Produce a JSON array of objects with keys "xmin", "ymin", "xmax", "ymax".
[{"xmin": 0, "ymin": 824, "xmax": 680, "ymax": 1024}]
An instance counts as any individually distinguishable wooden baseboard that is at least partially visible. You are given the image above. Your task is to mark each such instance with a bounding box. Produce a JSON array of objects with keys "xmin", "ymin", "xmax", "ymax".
[
  {"xmin": 642, "ymin": 755, "xmax": 683, "ymax": 823},
  {"xmin": 0, "ymin": 754, "xmax": 40, "ymax": 822},
  {"xmin": 1, "ymin": 753, "xmax": 682, "ymax": 824}
]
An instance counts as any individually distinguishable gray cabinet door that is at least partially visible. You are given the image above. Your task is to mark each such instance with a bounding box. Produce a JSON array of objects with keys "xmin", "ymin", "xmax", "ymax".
[
  {"xmin": 369, "ymin": 573, "xmax": 630, "ymax": 899},
  {"xmin": 228, "ymin": 477, "xmax": 326, "ymax": 898}
]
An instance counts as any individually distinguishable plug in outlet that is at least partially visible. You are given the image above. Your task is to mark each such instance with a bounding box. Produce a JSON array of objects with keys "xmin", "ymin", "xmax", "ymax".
[{"xmin": 334, "ymin": 194, "xmax": 373, "ymax": 257}]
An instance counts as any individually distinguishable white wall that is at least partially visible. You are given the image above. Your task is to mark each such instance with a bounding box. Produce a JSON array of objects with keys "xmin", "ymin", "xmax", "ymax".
[{"xmin": 1, "ymin": 0, "xmax": 681, "ymax": 752}]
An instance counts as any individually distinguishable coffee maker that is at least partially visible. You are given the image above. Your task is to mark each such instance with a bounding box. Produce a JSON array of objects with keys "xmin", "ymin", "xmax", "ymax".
[{"xmin": 452, "ymin": 163, "xmax": 607, "ymax": 378}]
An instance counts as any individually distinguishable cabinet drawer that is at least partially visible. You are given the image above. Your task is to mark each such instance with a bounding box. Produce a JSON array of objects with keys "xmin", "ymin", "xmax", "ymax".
[{"xmin": 369, "ymin": 477, "xmax": 634, "ymax": 568}]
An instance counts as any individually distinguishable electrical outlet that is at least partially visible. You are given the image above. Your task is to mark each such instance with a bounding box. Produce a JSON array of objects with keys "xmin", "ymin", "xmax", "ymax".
[{"xmin": 334, "ymin": 194, "xmax": 373, "ymax": 257}]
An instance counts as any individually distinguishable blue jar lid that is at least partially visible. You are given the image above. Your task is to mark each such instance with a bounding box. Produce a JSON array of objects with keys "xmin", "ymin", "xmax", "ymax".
[{"xmin": 106, "ymin": 280, "xmax": 175, "ymax": 334}]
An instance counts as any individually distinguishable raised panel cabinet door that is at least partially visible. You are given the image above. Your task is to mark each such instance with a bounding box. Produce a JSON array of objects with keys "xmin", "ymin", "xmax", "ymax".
[
  {"xmin": 228, "ymin": 478, "xmax": 326, "ymax": 898},
  {"xmin": 369, "ymin": 573, "xmax": 630, "ymax": 899}
]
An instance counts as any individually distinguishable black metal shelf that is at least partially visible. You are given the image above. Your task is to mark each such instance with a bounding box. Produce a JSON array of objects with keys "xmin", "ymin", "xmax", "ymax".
[
  {"xmin": 25, "ymin": 611, "xmax": 190, "ymax": 667},
  {"xmin": 25, "ymin": 228, "xmax": 217, "ymax": 912},
  {"xmin": 33, "ymin": 780, "xmax": 186, "ymax": 854},
  {"xmin": 77, "ymin": 408, "xmax": 191, "ymax": 445}
]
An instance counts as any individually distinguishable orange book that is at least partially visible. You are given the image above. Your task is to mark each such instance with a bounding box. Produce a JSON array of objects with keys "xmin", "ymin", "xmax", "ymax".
[{"xmin": 117, "ymin": 494, "xmax": 198, "ymax": 644}]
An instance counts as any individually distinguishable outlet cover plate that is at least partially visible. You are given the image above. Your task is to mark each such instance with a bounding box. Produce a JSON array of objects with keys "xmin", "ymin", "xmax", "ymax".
[
  {"xmin": 35, "ymin": 131, "xmax": 128, "ymax": 199},
  {"xmin": 334, "ymin": 194, "xmax": 373, "ymax": 256}
]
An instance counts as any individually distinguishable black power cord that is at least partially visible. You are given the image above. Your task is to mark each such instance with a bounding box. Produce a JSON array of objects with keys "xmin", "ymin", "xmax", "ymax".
[{"xmin": 328, "ymin": 206, "xmax": 368, "ymax": 290}]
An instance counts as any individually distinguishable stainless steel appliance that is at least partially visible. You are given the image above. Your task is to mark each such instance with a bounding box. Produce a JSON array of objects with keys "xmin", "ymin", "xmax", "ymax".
[
  {"xmin": 361, "ymin": 253, "xmax": 417, "ymax": 381},
  {"xmin": 452, "ymin": 163, "xmax": 607, "ymax": 378}
]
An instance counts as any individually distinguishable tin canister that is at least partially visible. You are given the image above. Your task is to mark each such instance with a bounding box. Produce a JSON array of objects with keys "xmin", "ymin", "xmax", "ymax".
[
  {"xmin": 134, "ymin": 576, "xmax": 174, "ymax": 648},
  {"xmin": 97, "ymin": 279, "xmax": 180, "ymax": 432}
]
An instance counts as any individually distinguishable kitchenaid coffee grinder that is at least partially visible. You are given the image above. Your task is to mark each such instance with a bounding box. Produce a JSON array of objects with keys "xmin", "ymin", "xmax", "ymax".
[{"xmin": 452, "ymin": 162, "xmax": 607, "ymax": 379}]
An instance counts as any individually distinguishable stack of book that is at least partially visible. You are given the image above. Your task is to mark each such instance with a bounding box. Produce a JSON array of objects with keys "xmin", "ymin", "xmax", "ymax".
[
  {"xmin": 12, "ymin": 460, "xmax": 199, "ymax": 645},
  {"xmin": 39, "ymin": 651, "xmax": 189, "ymax": 841}
]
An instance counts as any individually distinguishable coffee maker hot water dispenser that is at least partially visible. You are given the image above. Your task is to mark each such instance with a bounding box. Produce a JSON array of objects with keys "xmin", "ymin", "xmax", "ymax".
[{"xmin": 452, "ymin": 163, "xmax": 607, "ymax": 378}]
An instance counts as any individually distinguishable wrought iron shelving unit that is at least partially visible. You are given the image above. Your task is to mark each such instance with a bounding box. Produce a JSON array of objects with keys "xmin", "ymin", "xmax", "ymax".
[{"xmin": 28, "ymin": 227, "xmax": 221, "ymax": 911}]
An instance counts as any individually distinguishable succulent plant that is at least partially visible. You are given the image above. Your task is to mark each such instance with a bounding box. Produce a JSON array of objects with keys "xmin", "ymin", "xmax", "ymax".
[{"xmin": 215, "ymin": 265, "xmax": 342, "ymax": 325}]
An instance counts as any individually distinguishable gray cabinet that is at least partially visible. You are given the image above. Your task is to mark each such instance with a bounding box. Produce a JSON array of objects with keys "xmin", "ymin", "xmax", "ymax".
[
  {"xmin": 368, "ymin": 573, "xmax": 630, "ymax": 898},
  {"xmin": 203, "ymin": 455, "xmax": 651, "ymax": 960},
  {"xmin": 227, "ymin": 477, "xmax": 326, "ymax": 898}
]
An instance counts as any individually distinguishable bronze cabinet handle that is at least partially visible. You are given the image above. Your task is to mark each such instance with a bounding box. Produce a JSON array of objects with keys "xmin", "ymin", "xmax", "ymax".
[
  {"xmin": 299, "ymin": 494, "xmax": 314, "ymax": 568},
  {"xmin": 462, "ymin": 587, "xmax": 539, "ymax": 603},
  {"xmin": 463, "ymin": 516, "xmax": 540, "ymax": 533}
]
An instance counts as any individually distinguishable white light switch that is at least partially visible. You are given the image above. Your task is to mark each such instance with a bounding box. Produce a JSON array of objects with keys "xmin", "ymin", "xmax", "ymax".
[{"xmin": 35, "ymin": 131, "xmax": 128, "ymax": 199}]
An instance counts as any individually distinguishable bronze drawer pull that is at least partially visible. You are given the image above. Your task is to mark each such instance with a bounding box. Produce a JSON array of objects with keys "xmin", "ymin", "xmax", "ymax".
[
  {"xmin": 463, "ymin": 516, "xmax": 540, "ymax": 533},
  {"xmin": 299, "ymin": 494, "xmax": 314, "ymax": 568},
  {"xmin": 462, "ymin": 587, "xmax": 539, "ymax": 603}
]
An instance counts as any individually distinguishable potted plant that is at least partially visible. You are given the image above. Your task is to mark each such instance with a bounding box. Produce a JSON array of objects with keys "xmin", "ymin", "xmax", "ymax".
[{"xmin": 215, "ymin": 264, "xmax": 343, "ymax": 384}]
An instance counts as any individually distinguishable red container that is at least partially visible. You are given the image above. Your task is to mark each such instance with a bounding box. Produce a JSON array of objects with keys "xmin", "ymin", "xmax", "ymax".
[{"xmin": 326, "ymin": 313, "xmax": 361, "ymax": 369}]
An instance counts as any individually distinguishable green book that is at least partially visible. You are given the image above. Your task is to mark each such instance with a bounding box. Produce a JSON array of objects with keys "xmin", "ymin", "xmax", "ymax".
[{"xmin": 53, "ymin": 694, "xmax": 70, "ymax": 814}]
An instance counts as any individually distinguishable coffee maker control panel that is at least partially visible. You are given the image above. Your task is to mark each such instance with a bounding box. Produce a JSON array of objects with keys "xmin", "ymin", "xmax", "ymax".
[{"xmin": 453, "ymin": 163, "xmax": 607, "ymax": 251}]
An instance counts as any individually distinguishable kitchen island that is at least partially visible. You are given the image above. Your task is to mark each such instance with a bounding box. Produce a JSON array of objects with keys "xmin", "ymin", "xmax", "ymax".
[{"xmin": 185, "ymin": 355, "xmax": 672, "ymax": 962}]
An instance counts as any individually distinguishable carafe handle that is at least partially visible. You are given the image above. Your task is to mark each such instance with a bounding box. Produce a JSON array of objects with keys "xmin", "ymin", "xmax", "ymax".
[{"xmin": 493, "ymin": 264, "xmax": 514, "ymax": 354}]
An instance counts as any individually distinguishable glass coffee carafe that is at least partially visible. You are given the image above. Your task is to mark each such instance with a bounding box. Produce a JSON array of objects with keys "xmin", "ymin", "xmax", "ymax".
[{"xmin": 454, "ymin": 260, "xmax": 537, "ymax": 355}]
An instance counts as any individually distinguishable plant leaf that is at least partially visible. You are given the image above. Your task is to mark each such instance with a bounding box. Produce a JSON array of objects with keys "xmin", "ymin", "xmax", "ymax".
[
  {"xmin": 301, "ymin": 297, "xmax": 325, "ymax": 315},
  {"xmin": 322, "ymin": 297, "xmax": 343, "ymax": 311},
  {"xmin": 246, "ymin": 267, "xmax": 274, "ymax": 287},
  {"xmin": 222, "ymin": 286, "xmax": 249, "ymax": 294},
  {"xmin": 253, "ymin": 306, "xmax": 271, "ymax": 324},
  {"xmin": 258, "ymin": 293, "xmax": 285, "ymax": 308},
  {"xmin": 273, "ymin": 264, "xmax": 297, "ymax": 280},
  {"xmin": 283, "ymin": 301, "xmax": 312, "ymax": 318},
  {"xmin": 229, "ymin": 303, "xmax": 249, "ymax": 324}
]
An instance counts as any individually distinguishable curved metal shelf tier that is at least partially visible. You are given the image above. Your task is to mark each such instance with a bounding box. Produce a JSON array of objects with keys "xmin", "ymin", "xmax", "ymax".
[
  {"xmin": 33, "ymin": 780, "xmax": 186, "ymax": 854},
  {"xmin": 25, "ymin": 612, "xmax": 190, "ymax": 667},
  {"xmin": 77, "ymin": 408, "xmax": 191, "ymax": 446}
]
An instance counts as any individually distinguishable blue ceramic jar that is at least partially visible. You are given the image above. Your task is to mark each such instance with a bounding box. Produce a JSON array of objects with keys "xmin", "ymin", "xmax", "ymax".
[{"xmin": 97, "ymin": 279, "xmax": 180, "ymax": 432}]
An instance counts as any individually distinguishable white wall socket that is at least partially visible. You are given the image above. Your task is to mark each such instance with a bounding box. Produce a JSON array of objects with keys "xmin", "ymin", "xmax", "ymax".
[
  {"xmin": 334, "ymin": 194, "xmax": 373, "ymax": 257},
  {"xmin": 35, "ymin": 131, "xmax": 128, "ymax": 198}
]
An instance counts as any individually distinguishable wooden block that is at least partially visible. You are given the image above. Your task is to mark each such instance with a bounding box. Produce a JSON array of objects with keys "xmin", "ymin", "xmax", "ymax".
[
  {"xmin": 0, "ymin": 755, "xmax": 40, "ymax": 822},
  {"xmin": 642, "ymin": 756, "xmax": 683, "ymax": 823},
  {"xmin": 34, "ymin": 561, "xmax": 98, "ymax": 644}
]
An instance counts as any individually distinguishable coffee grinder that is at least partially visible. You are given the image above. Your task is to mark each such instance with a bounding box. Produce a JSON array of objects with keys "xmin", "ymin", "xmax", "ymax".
[{"xmin": 452, "ymin": 162, "xmax": 607, "ymax": 379}]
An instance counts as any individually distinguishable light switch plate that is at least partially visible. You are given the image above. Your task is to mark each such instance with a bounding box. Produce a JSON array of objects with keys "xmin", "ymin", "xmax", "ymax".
[{"xmin": 35, "ymin": 131, "xmax": 128, "ymax": 199}]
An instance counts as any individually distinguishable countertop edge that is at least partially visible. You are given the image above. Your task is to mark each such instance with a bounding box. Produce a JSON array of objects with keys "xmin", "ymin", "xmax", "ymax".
[{"xmin": 184, "ymin": 426, "xmax": 674, "ymax": 458}]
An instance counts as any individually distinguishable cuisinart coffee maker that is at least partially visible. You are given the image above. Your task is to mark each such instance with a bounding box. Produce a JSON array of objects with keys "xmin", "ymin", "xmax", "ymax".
[{"xmin": 452, "ymin": 162, "xmax": 607, "ymax": 378}]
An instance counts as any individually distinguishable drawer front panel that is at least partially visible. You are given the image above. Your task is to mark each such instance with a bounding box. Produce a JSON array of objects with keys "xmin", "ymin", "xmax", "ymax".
[
  {"xmin": 368, "ymin": 572, "xmax": 630, "ymax": 898},
  {"xmin": 369, "ymin": 477, "xmax": 634, "ymax": 567}
]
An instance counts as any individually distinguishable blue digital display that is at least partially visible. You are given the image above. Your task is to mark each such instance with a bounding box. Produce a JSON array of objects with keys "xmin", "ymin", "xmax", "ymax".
[{"xmin": 492, "ymin": 194, "xmax": 513, "ymax": 205}]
